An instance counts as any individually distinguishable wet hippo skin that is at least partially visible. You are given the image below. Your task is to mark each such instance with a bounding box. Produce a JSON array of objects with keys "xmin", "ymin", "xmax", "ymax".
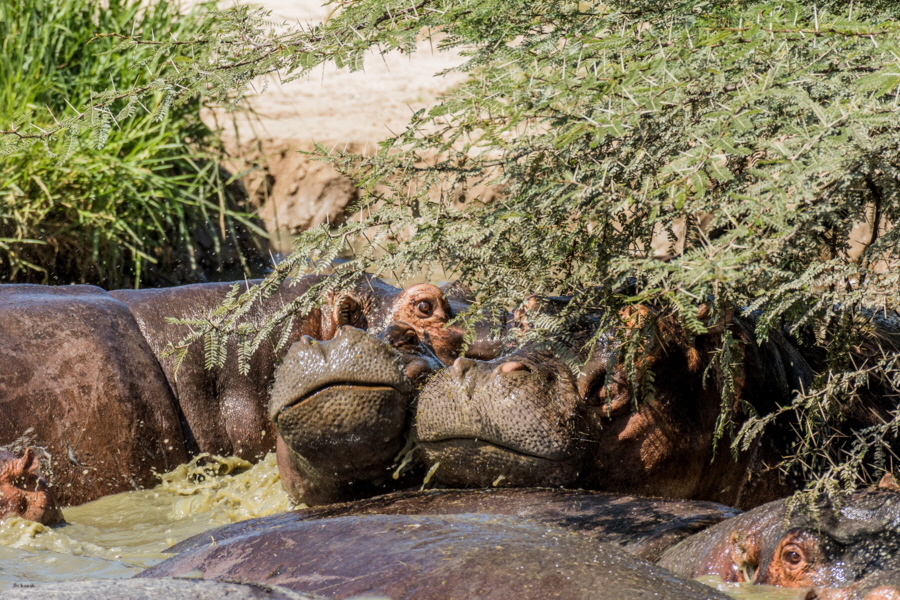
[
  {"xmin": 0, "ymin": 578, "xmax": 327, "ymax": 599},
  {"xmin": 140, "ymin": 512, "xmax": 732, "ymax": 600},
  {"xmin": 0, "ymin": 448, "xmax": 63, "ymax": 525},
  {"xmin": 659, "ymin": 486, "xmax": 900, "ymax": 592},
  {"xmin": 111, "ymin": 275, "xmax": 497, "ymax": 462},
  {"xmin": 0, "ymin": 285, "xmax": 187, "ymax": 506},
  {"xmin": 165, "ymin": 487, "xmax": 741, "ymax": 563}
]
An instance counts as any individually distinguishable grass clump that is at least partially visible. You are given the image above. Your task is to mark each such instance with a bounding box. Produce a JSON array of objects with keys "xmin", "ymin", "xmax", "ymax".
[{"xmin": 0, "ymin": 0, "xmax": 268, "ymax": 288}]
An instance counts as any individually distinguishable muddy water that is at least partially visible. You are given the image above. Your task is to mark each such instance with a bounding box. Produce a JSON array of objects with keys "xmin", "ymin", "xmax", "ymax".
[
  {"xmin": 0, "ymin": 456, "xmax": 805, "ymax": 600},
  {"xmin": 0, "ymin": 453, "xmax": 291, "ymax": 590}
]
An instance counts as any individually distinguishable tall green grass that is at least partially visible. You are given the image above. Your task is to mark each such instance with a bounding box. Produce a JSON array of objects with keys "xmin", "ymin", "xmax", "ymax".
[{"xmin": 0, "ymin": 0, "xmax": 268, "ymax": 288}]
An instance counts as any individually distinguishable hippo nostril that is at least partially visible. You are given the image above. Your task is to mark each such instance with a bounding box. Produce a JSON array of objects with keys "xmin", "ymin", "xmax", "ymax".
[
  {"xmin": 452, "ymin": 357, "xmax": 476, "ymax": 375},
  {"xmin": 499, "ymin": 361, "xmax": 530, "ymax": 374}
]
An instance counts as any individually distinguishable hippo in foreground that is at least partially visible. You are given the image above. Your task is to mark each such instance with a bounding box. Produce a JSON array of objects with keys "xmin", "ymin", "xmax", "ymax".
[
  {"xmin": 658, "ymin": 485, "xmax": 900, "ymax": 594},
  {"xmin": 270, "ymin": 324, "xmax": 443, "ymax": 505},
  {"xmin": 413, "ymin": 306, "xmax": 814, "ymax": 509},
  {"xmin": 165, "ymin": 487, "xmax": 741, "ymax": 563},
  {"xmin": 140, "ymin": 511, "xmax": 731, "ymax": 600}
]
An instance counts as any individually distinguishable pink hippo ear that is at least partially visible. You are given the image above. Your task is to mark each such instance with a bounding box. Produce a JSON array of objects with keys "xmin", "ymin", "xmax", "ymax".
[{"xmin": 19, "ymin": 448, "xmax": 39, "ymax": 477}]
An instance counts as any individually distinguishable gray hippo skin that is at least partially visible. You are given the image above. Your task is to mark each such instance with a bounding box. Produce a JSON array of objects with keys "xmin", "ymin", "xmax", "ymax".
[
  {"xmin": 0, "ymin": 285, "xmax": 187, "ymax": 506},
  {"xmin": 110, "ymin": 275, "xmax": 486, "ymax": 461},
  {"xmin": 658, "ymin": 486, "xmax": 900, "ymax": 592},
  {"xmin": 139, "ymin": 512, "xmax": 731, "ymax": 600},
  {"xmin": 165, "ymin": 487, "xmax": 741, "ymax": 563},
  {"xmin": 0, "ymin": 579, "xmax": 327, "ymax": 599},
  {"xmin": 413, "ymin": 305, "xmax": 813, "ymax": 509},
  {"xmin": 271, "ymin": 324, "xmax": 443, "ymax": 505}
]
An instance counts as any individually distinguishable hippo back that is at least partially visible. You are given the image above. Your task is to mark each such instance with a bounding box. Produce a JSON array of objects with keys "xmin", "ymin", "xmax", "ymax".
[
  {"xmin": 0, "ymin": 284, "xmax": 187, "ymax": 505},
  {"xmin": 141, "ymin": 512, "xmax": 732, "ymax": 600},
  {"xmin": 110, "ymin": 277, "xmax": 324, "ymax": 460}
]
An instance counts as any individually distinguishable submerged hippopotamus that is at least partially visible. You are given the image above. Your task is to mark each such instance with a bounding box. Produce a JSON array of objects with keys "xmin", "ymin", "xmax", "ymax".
[
  {"xmin": 271, "ymin": 324, "xmax": 443, "ymax": 505},
  {"xmin": 0, "ymin": 284, "xmax": 188, "ymax": 506},
  {"xmin": 413, "ymin": 305, "xmax": 813, "ymax": 509},
  {"xmin": 165, "ymin": 487, "xmax": 740, "ymax": 563},
  {"xmin": 658, "ymin": 485, "xmax": 900, "ymax": 594},
  {"xmin": 140, "ymin": 510, "xmax": 731, "ymax": 600},
  {"xmin": 0, "ymin": 448, "xmax": 63, "ymax": 526}
]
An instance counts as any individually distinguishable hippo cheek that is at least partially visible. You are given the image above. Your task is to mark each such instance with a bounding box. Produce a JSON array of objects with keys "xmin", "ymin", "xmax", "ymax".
[
  {"xmin": 276, "ymin": 385, "xmax": 410, "ymax": 478},
  {"xmin": 415, "ymin": 440, "xmax": 581, "ymax": 488}
]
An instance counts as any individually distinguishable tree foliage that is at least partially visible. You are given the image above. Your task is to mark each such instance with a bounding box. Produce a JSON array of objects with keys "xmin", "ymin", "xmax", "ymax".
[
  {"xmin": 9, "ymin": 0, "xmax": 900, "ymax": 492},
  {"xmin": 0, "ymin": 0, "xmax": 267, "ymax": 288}
]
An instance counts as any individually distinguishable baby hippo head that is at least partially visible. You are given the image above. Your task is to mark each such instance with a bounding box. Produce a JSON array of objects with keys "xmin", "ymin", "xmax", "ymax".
[
  {"xmin": 412, "ymin": 349, "xmax": 587, "ymax": 488},
  {"xmin": 270, "ymin": 324, "xmax": 443, "ymax": 505},
  {"xmin": 0, "ymin": 448, "xmax": 63, "ymax": 526},
  {"xmin": 660, "ymin": 485, "xmax": 900, "ymax": 595}
]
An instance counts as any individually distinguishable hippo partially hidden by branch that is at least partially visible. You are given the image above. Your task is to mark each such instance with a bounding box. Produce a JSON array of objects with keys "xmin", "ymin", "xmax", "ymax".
[
  {"xmin": 0, "ymin": 275, "xmax": 494, "ymax": 509},
  {"xmin": 271, "ymin": 324, "xmax": 443, "ymax": 505},
  {"xmin": 658, "ymin": 485, "xmax": 900, "ymax": 592},
  {"xmin": 413, "ymin": 306, "xmax": 814, "ymax": 509}
]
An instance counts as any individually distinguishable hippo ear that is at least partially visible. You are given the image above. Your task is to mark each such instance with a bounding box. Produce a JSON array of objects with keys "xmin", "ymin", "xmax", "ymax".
[
  {"xmin": 878, "ymin": 472, "xmax": 900, "ymax": 491},
  {"xmin": 333, "ymin": 294, "xmax": 367, "ymax": 330},
  {"xmin": 727, "ymin": 530, "xmax": 762, "ymax": 583},
  {"xmin": 18, "ymin": 448, "xmax": 39, "ymax": 476}
]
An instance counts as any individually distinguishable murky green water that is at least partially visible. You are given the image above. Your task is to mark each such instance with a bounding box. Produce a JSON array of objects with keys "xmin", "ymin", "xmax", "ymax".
[
  {"xmin": 0, "ymin": 453, "xmax": 291, "ymax": 589},
  {"xmin": 0, "ymin": 456, "xmax": 807, "ymax": 599}
]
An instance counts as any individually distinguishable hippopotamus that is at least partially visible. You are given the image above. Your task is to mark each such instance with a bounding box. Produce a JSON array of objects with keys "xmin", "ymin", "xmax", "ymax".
[
  {"xmin": 811, "ymin": 571, "xmax": 900, "ymax": 599},
  {"xmin": 110, "ymin": 275, "xmax": 499, "ymax": 461},
  {"xmin": 139, "ymin": 510, "xmax": 732, "ymax": 600},
  {"xmin": 165, "ymin": 487, "xmax": 741, "ymax": 563},
  {"xmin": 657, "ymin": 485, "xmax": 900, "ymax": 593},
  {"xmin": 0, "ymin": 276, "xmax": 486, "ymax": 508},
  {"xmin": 0, "ymin": 448, "xmax": 63, "ymax": 525},
  {"xmin": 412, "ymin": 305, "xmax": 813, "ymax": 509},
  {"xmin": 0, "ymin": 578, "xmax": 323, "ymax": 599},
  {"xmin": 0, "ymin": 284, "xmax": 188, "ymax": 506},
  {"xmin": 270, "ymin": 324, "xmax": 443, "ymax": 505}
]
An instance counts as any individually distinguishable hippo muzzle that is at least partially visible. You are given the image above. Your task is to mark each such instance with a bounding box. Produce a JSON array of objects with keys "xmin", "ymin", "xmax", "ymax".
[
  {"xmin": 270, "ymin": 324, "xmax": 439, "ymax": 505},
  {"xmin": 412, "ymin": 354, "xmax": 586, "ymax": 488}
]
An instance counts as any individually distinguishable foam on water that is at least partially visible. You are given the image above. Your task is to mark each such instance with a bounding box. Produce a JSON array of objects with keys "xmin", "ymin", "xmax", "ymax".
[{"xmin": 0, "ymin": 452, "xmax": 292, "ymax": 589}]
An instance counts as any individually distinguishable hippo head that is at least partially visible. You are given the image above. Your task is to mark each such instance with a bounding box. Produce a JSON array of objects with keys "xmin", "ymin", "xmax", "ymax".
[
  {"xmin": 329, "ymin": 278, "xmax": 506, "ymax": 365},
  {"xmin": 412, "ymin": 349, "xmax": 587, "ymax": 488},
  {"xmin": 0, "ymin": 448, "xmax": 64, "ymax": 526},
  {"xmin": 270, "ymin": 324, "xmax": 443, "ymax": 505},
  {"xmin": 411, "ymin": 300, "xmax": 809, "ymax": 506},
  {"xmin": 660, "ymin": 486, "xmax": 900, "ymax": 595},
  {"xmin": 810, "ymin": 570, "xmax": 900, "ymax": 599}
]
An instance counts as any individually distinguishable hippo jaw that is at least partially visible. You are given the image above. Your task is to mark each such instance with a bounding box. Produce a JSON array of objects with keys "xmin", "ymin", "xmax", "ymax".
[
  {"xmin": 412, "ymin": 356, "xmax": 586, "ymax": 488},
  {"xmin": 269, "ymin": 326, "xmax": 425, "ymax": 505}
]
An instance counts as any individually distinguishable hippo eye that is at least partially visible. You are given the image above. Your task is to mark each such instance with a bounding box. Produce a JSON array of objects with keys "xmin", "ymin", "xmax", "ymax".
[
  {"xmin": 782, "ymin": 544, "xmax": 806, "ymax": 568},
  {"xmin": 415, "ymin": 300, "xmax": 433, "ymax": 317}
]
